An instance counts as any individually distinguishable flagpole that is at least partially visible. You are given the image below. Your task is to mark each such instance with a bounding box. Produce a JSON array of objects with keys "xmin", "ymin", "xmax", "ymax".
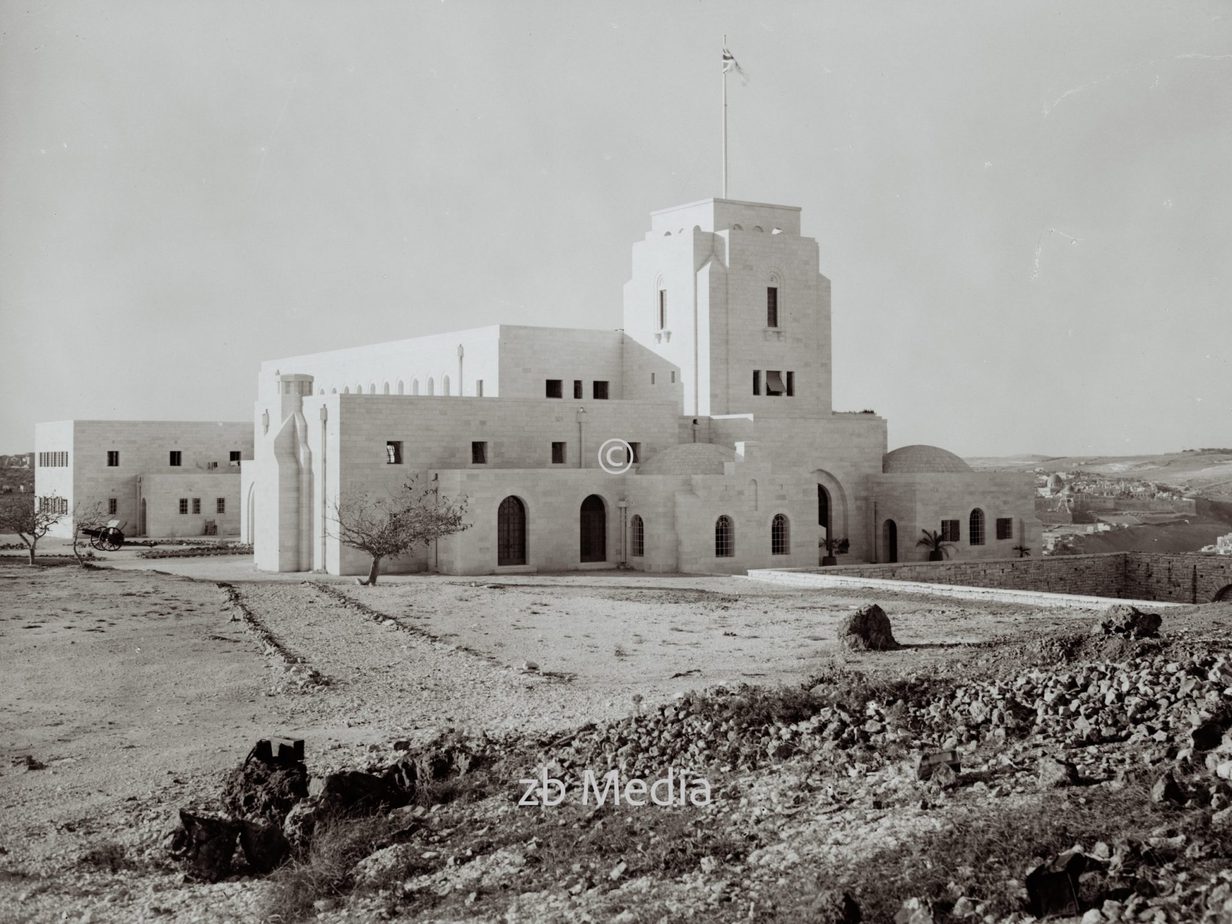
[{"xmin": 721, "ymin": 34, "xmax": 728, "ymax": 198}]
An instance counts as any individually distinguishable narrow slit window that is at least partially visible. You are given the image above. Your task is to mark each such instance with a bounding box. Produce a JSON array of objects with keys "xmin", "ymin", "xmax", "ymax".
[
  {"xmin": 630, "ymin": 515, "xmax": 645, "ymax": 557},
  {"xmin": 658, "ymin": 289, "xmax": 667, "ymax": 329},
  {"xmin": 753, "ymin": 370, "xmax": 761, "ymax": 395},
  {"xmin": 786, "ymin": 371, "xmax": 795, "ymax": 396},
  {"xmin": 574, "ymin": 380, "xmax": 583, "ymax": 399},
  {"xmin": 767, "ymin": 286, "xmax": 779, "ymax": 327}
]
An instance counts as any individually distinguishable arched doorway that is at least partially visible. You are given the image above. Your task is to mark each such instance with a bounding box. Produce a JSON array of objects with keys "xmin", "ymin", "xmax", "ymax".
[
  {"xmin": 817, "ymin": 485, "xmax": 831, "ymax": 539},
  {"xmin": 883, "ymin": 519, "xmax": 898, "ymax": 563},
  {"xmin": 497, "ymin": 496, "xmax": 526, "ymax": 566},
  {"xmin": 1215, "ymin": 584, "xmax": 1232, "ymax": 603},
  {"xmin": 580, "ymin": 495, "xmax": 606, "ymax": 562}
]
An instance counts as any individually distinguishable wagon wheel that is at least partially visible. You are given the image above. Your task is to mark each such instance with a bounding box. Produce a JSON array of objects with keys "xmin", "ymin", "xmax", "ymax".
[
  {"xmin": 89, "ymin": 535, "xmax": 106, "ymax": 552},
  {"xmin": 101, "ymin": 529, "xmax": 124, "ymax": 552}
]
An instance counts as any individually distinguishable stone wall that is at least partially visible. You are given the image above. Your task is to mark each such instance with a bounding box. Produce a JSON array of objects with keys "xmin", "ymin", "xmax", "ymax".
[{"xmin": 808, "ymin": 552, "xmax": 1232, "ymax": 604}]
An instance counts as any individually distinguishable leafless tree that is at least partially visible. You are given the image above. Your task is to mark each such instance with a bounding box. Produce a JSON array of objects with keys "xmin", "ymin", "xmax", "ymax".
[
  {"xmin": 70, "ymin": 501, "xmax": 110, "ymax": 567},
  {"xmin": 332, "ymin": 475, "xmax": 469, "ymax": 585},
  {"xmin": 0, "ymin": 494, "xmax": 67, "ymax": 565}
]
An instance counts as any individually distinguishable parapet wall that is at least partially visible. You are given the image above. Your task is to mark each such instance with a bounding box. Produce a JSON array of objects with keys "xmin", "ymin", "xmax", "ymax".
[{"xmin": 812, "ymin": 552, "xmax": 1232, "ymax": 604}]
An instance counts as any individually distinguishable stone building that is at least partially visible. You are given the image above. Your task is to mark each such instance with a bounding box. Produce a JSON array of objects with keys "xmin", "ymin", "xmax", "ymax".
[
  {"xmin": 33, "ymin": 420, "xmax": 252, "ymax": 538},
  {"xmin": 244, "ymin": 196, "xmax": 1041, "ymax": 576}
]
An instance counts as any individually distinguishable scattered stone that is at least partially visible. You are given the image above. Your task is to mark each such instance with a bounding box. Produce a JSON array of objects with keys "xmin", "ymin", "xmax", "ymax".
[
  {"xmin": 838, "ymin": 604, "xmax": 899, "ymax": 651},
  {"xmin": 894, "ymin": 897, "xmax": 934, "ymax": 923},
  {"xmin": 1025, "ymin": 850, "xmax": 1089, "ymax": 918},
  {"xmin": 15, "ymin": 755, "xmax": 46, "ymax": 771},
  {"xmin": 1151, "ymin": 772, "xmax": 1186, "ymax": 805},
  {"xmin": 238, "ymin": 819, "xmax": 288, "ymax": 874},
  {"xmin": 219, "ymin": 752, "xmax": 308, "ymax": 826},
  {"xmin": 352, "ymin": 843, "xmax": 419, "ymax": 889},
  {"xmin": 803, "ymin": 889, "xmax": 861, "ymax": 924},
  {"xmin": 1095, "ymin": 605, "xmax": 1161, "ymax": 640},
  {"xmin": 1038, "ymin": 756, "xmax": 1080, "ymax": 788},
  {"xmin": 282, "ymin": 800, "xmax": 318, "ymax": 857},
  {"xmin": 914, "ymin": 749, "xmax": 960, "ymax": 782},
  {"xmin": 1192, "ymin": 716, "xmax": 1231, "ymax": 752},
  {"xmin": 1213, "ymin": 807, "xmax": 1232, "ymax": 831}
]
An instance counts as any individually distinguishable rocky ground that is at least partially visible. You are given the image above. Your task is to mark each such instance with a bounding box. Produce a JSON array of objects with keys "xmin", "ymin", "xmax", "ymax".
[{"xmin": 1, "ymin": 557, "xmax": 1231, "ymax": 922}]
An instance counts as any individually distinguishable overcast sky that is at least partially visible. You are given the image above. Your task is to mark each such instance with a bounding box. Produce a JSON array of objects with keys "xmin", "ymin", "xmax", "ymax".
[{"xmin": 2, "ymin": 1, "xmax": 1229, "ymax": 457}]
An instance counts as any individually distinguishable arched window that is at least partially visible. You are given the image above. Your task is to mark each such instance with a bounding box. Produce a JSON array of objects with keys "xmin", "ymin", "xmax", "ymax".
[
  {"xmin": 343, "ymin": 386, "xmax": 350, "ymax": 394},
  {"xmin": 382, "ymin": 382, "xmax": 390, "ymax": 394},
  {"xmin": 969, "ymin": 508, "xmax": 986, "ymax": 546},
  {"xmin": 443, "ymin": 374, "xmax": 451, "ymax": 396},
  {"xmin": 715, "ymin": 515, "xmax": 734, "ymax": 558},
  {"xmin": 412, "ymin": 379, "xmax": 420, "ymax": 396},
  {"xmin": 497, "ymin": 496, "xmax": 527, "ymax": 566},
  {"xmin": 771, "ymin": 514, "xmax": 789, "ymax": 555},
  {"xmin": 427, "ymin": 377, "xmax": 435, "ymax": 396},
  {"xmin": 630, "ymin": 515, "xmax": 645, "ymax": 557},
  {"xmin": 368, "ymin": 383, "xmax": 376, "ymax": 394},
  {"xmin": 396, "ymin": 380, "xmax": 404, "ymax": 395},
  {"xmin": 318, "ymin": 388, "xmax": 324, "ymax": 395},
  {"xmin": 331, "ymin": 387, "xmax": 337, "ymax": 394}
]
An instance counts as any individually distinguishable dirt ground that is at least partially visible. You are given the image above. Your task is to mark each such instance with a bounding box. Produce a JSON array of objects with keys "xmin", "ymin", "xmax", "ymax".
[{"xmin": 0, "ymin": 554, "xmax": 1200, "ymax": 923}]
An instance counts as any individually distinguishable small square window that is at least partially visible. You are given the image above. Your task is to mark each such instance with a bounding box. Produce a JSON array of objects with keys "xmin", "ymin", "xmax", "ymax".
[
  {"xmin": 108, "ymin": 498, "xmax": 118, "ymax": 515},
  {"xmin": 573, "ymin": 380, "xmax": 583, "ymax": 399},
  {"xmin": 217, "ymin": 498, "xmax": 226, "ymax": 514},
  {"xmin": 546, "ymin": 379, "xmax": 563, "ymax": 399},
  {"xmin": 753, "ymin": 370, "xmax": 761, "ymax": 395},
  {"xmin": 179, "ymin": 498, "xmax": 188, "ymax": 515},
  {"xmin": 593, "ymin": 381, "xmax": 609, "ymax": 400},
  {"xmin": 940, "ymin": 519, "xmax": 960, "ymax": 542},
  {"xmin": 107, "ymin": 451, "xmax": 119, "ymax": 467},
  {"xmin": 169, "ymin": 450, "xmax": 182, "ymax": 467},
  {"xmin": 192, "ymin": 498, "xmax": 201, "ymax": 514},
  {"xmin": 996, "ymin": 517, "xmax": 1014, "ymax": 540},
  {"xmin": 765, "ymin": 370, "xmax": 786, "ymax": 396},
  {"xmin": 386, "ymin": 441, "xmax": 402, "ymax": 464},
  {"xmin": 471, "ymin": 441, "xmax": 487, "ymax": 464},
  {"xmin": 551, "ymin": 441, "xmax": 566, "ymax": 464},
  {"xmin": 229, "ymin": 450, "xmax": 241, "ymax": 466}
]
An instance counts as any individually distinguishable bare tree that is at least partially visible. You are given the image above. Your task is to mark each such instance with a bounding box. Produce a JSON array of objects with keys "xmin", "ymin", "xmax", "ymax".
[
  {"xmin": 0, "ymin": 494, "xmax": 67, "ymax": 565},
  {"xmin": 70, "ymin": 501, "xmax": 110, "ymax": 567},
  {"xmin": 332, "ymin": 475, "xmax": 470, "ymax": 585}
]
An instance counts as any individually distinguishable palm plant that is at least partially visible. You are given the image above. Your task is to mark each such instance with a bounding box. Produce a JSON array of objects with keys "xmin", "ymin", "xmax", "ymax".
[
  {"xmin": 916, "ymin": 528, "xmax": 954, "ymax": 562},
  {"xmin": 1013, "ymin": 544, "xmax": 1032, "ymax": 558}
]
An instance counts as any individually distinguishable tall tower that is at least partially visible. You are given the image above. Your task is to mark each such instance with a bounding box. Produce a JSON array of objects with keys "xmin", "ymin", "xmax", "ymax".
[{"xmin": 621, "ymin": 198, "xmax": 832, "ymax": 418}]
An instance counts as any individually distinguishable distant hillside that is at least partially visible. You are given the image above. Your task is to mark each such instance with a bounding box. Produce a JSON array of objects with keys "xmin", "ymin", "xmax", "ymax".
[
  {"xmin": 967, "ymin": 450, "xmax": 1232, "ymax": 498},
  {"xmin": 1056, "ymin": 518, "xmax": 1230, "ymax": 556}
]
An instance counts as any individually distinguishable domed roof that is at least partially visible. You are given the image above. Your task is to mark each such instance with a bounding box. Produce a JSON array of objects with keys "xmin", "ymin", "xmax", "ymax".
[
  {"xmin": 1047, "ymin": 473, "xmax": 1066, "ymax": 493},
  {"xmin": 882, "ymin": 444, "xmax": 972, "ymax": 474},
  {"xmin": 638, "ymin": 443, "xmax": 735, "ymax": 476}
]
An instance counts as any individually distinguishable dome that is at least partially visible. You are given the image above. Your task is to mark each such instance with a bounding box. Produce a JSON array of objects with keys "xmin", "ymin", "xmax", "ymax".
[
  {"xmin": 1047, "ymin": 473, "xmax": 1066, "ymax": 494},
  {"xmin": 638, "ymin": 443, "xmax": 735, "ymax": 476},
  {"xmin": 882, "ymin": 444, "xmax": 972, "ymax": 475}
]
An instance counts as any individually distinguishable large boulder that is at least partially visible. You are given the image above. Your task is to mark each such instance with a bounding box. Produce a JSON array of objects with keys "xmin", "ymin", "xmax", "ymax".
[
  {"xmin": 1094, "ymin": 604, "xmax": 1161, "ymax": 640},
  {"xmin": 168, "ymin": 810, "xmax": 239, "ymax": 883},
  {"xmin": 838, "ymin": 604, "xmax": 900, "ymax": 651},
  {"xmin": 220, "ymin": 755, "xmax": 308, "ymax": 826}
]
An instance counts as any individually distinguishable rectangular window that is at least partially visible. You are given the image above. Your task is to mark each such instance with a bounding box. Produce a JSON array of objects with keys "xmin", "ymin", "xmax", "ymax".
[
  {"xmin": 169, "ymin": 450, "xmax": 182, "ymax": 467},
  {"xmin": 551, "ymin": 441, "xmax": 567, "ymax": 464},
  {"xmin": 471, "ymin": 441, "xmax": 487, "ymax": 464},
  {"xmin": 786, "ymin": 371, "xmax": 795, "ymax": 397},
  {"xmin": 628, "ymin": 442, "xmax": 641, "ymax": 464},
  {"xmin": 996, "ymin": 517, "xmax": 1014, "ymax": 540},
  {"xmin": 386, "ymin": 441, "xmax": 402, "ymax": 464},
  {"xmin": 753, "ymin": 370, "xmax": 761, "ymax": 395},
  {"xmin": 229, "ymin": 451, "xmax": 241, "ymax": 466},
  {"xmin": 192, "ymin": 498, "xmax": 201, "ymax": 514},
  {"xmin": 651, "ymin": 372, "xmax": 656, "ymax": 385},
  {"xmin": 546, "ymin": 379, "xmax": 563, "ymax": 399},
  {"xmin": 940, "ymin": 519, "xmax": 960, "ymax": 542},
  {"xmin": 107, "ymin": 451, "xmax": 119, "ymax": 467},
  {"xmin": 476, "ymin": 380, "xmax": 484, "ymax": 397},
  {"xmin": 179, "ymin": 498, "xmax": 188, "ymax": 515},
  {"xmin": 765, "ymin": 370, "xmax": 786, "ymax": 396},
  {"xmin": 767, "ymin": 286, "xmax": 779, "ymax": 327},
  {"xmin": 593, "ymin": 381, "xmax": 609, "ymax": 400},
  {"xmin": 573, "ymin": 379, "xmax": 583, "ymax": 399},
  {"xmin": 671, "ymin": 371, "xmax": 677, "ymax": 383},
  {"xmin": 658, "ymin": 289, "xmax": 667, "ymax": 329},
  {"xmin": 108, "ymin": 498, "xmax": 118, "ymax": 515},
  {"xmin": 217, "ymin": 498, "xmax": 226, "ymax": 514}
]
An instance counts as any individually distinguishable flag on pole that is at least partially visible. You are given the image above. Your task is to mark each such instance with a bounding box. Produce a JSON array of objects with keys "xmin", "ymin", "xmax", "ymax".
[{"xmin": 722, "ymin": 46, "xmax": 746, "ymax": 81}]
